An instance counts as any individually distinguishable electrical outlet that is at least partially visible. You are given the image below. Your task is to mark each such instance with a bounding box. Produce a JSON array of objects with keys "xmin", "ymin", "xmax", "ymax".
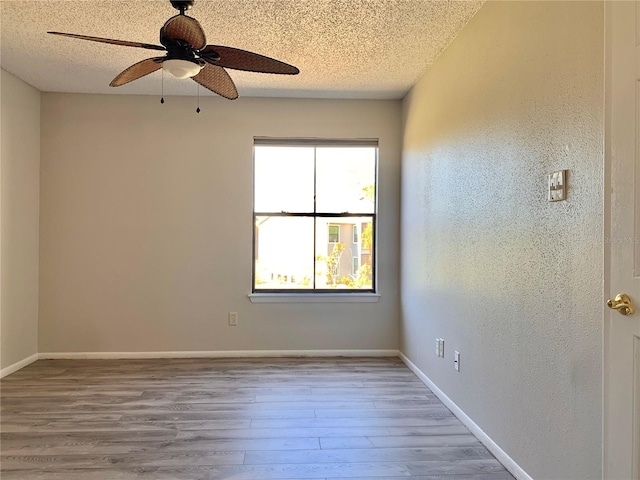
[
  {"xmin": 229, "ymin": 312, "xmax": 238, "ymax": 326},
  {"xmin": 454, "ymin": 351, "xmax": 460, "ymax": 372}
]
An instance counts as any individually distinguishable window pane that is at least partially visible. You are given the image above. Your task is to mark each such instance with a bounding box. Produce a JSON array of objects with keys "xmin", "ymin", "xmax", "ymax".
[
  {"xmin": 315, "ymin": 217, "xmax": 373, "ymax": 290},
  {"xmin": 255, "ymin": 216, "xmax": 314, "ymax": 289},
  {"xmin": 254, "ymin": 146, "xmax": 314, "ymax": 212},
  {"xmin": 316, "ymin": 147, "xmax": 376, "ymax": 213}
]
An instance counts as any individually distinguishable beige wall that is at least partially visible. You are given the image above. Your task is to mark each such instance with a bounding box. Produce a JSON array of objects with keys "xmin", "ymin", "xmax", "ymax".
[
  {"xmin": 401, "ymin": 2, "xmax": 603, "ymax": 479},
  {"xmin": 39, "ymin": 94, "xmax": 401, "ymax": 353},
  {"xmin": 1, "ymin": 70, "xmax": 41, "ymax": 370}
]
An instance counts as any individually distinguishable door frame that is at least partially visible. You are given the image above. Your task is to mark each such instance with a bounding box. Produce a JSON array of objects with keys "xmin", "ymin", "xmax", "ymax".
[
  {"xmin": 603, "ymin": 1, "xmax": 639, "ymax": 478},
  {"xmin": 603, "ymin": 0, "xmax": 612, "ymax": 466}
]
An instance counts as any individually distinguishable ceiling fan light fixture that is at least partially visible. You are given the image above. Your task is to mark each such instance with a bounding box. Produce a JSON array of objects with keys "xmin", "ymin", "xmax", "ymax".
[{"xmin": 162, "ymin": 59, "xmax": 203, "ymax": 79}]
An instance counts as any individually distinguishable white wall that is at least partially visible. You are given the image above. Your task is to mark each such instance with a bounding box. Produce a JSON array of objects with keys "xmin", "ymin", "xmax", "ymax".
[
  {"xmin": 1, "ymin": 69, "xmax": 41, "ymax": 370},
  {"xmin": 39, "ymin": 94, "xmax": 401, "ymax": 354},
  {"xmin": 401, "ymin": 2, "xmax": 603, "ymax": 479}
]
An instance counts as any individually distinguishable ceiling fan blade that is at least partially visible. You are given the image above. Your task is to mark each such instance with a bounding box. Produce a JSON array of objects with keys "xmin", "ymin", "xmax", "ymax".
[
  {"xmin": 192, "ymin": 64, "xmax": 238, "ymax": 100},
  {"xmin": 48, "ymin": 32, "xmax": 165, "ymax": 51},
  {"xmin": 200, "ymin": 45, "xmax": 299, "ymax": 75},
  {"xmin": 110, "ymin": 58, "xmax": 164, "ymax": 87},
  {"xmin": 162, "ymin": 15, "xmax": 206, "ymax": 50}
]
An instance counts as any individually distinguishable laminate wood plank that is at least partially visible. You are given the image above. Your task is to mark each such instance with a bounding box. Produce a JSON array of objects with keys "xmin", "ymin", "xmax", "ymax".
[
  {"xmin": 368, "ymin": 434, "xmax": 481, "ymax": 448},
  {"xmin": 386, "ymin": 425, "xmax": 474, "ymax": 436},
  {"xmin": 244, "ymin": 446, "xmax": 493, "ymax": 465},
  {"xmin": 255, "ymin": 394, "xmax": 433, "ymax": 402},
  {"xmin": 310, "ymin": 387, "xmax": 435, "ymax": 395},
  {"xmin": 319, "ymin": 434, "xmax": 480, "ymax": 450},
  {"xmin": 0, "ymin": 390, "xmax": 145, "ymax": 398},
  {"xmin": 318, "ymin": 436, "xmax": 376, "ymax": 449},
  {"xmin": 176, "ymin": 426, "xmax": 392, "ymax": 440},
  {"xmin": 0, "ymin": 469, "xmax": 330, "ymax": 480},
  {"xmin": 1, "ymin": 435, "xmax": 320, "ymax": 456},
  {"xmin": 0, "ymin": 450, "xmax": 246, "ymax": 470},
  {"xmin": 2, "ymin": 413, "xmax": 124, "ymax": 421},
  {"xmin": 0, "ymin": 419, "xmax": 252, "ymax": 433},
  {"xmin": 250, "ymin": 416, "xmax": 460, "ymax": 429},
  {"xmin": 0, "ymin": 460, "xmax": 506, "ymax": 479},
  {"xmin": 119, "ymin": 408, "xmax": 317, "ymax": 422},
  {"xmin": 3, "ymin": 400, "xmax": 379, "ymax": 415},
  {"xmin": 1, "ymin": 357, "xmax": 513, "ymax": 479},
  {"xmin": 0, "ymin": 471, "xmax": 209, "ymax": 480},
  {"xmin": 314, "ymin": 407, "xmax": 455, "ymax": 418},
  {"xmin": 0, "ymin": 430, "xmax": 178, "ymax": 445},
  {"xmin": 406, "ymin": 459, "xmax": 509, "ymax": 476},
  {"xmin": 327, "ymin": 475, "xmax": 515, "ymax": 480},
  {"xmin": 373, "ymin": 399, "xmax": 442, "ymax": 409}
]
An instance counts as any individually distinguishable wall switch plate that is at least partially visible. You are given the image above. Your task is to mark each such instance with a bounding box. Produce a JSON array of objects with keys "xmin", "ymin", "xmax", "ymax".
[
  {"xmin": 435, "ymin": 339, "xmax": 440, "ymax": 357},
  {"xmin": 439, "ymin": 339, "xmax": 445, "ymax": 358},
  {"xmin": 229, "ymin": 312, "xmax": 238, "ymax": 326},
  {"xmin": 548, "ymin": 170, "xmax": 567, "ymax": 202},
  {"xmin": 454, "ymin": 351, "xmax": 460, "ymax": 371}
]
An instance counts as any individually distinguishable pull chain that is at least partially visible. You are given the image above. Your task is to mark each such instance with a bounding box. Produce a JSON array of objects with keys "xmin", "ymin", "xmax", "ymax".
[
  {"xmin": 196, "ymin": 84, "xmax": 201, "ymax": 113},
  {"xmin": 160, "ymin": 69, "xmax": 165, "ymax": 104}
]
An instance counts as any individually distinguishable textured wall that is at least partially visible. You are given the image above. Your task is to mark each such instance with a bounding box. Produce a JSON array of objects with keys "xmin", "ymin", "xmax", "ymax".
[
  {"xmin": 1, "ymin": 70, "xmax": 41, "ymax": 369},
  {"xmin": 400, "ymin": 2, "xmax": 604, "ymax": 479},
  {"xmin": 39, "ymin": 94, "xmax": 401, "ymax": 354}
]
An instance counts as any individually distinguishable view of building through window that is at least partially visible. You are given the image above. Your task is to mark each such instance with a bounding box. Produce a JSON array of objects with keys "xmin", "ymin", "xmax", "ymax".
[{"xmin": 253, "ymin": 142, "xmax": 377, "ymax": 292}]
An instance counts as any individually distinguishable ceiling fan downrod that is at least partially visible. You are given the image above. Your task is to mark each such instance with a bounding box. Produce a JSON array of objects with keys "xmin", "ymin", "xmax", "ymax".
[{"xmin": 170, "ymin": 0, "xmax": 194, "ymax": 15}]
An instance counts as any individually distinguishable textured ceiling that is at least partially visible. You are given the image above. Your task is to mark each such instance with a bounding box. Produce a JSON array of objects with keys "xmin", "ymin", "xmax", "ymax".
[{"xmin": 0, "ymin": 0, "xmax": 484, "ymax": 99}]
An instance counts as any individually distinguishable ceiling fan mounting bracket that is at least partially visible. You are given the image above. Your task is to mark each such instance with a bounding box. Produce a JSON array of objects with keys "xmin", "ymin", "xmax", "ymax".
[{"xmin": 170, "ymin": 1, "xmax": 194, "ymax": 14}]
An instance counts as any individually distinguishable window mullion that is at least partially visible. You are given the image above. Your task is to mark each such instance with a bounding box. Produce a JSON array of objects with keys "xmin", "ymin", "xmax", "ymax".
[
  {"xmin": 313, "ymin": 146, "xmax": 317, "ymax": 290},
  {"xmin": 254, "ymin": 212, "xmax": 316, "ymax": 217}
]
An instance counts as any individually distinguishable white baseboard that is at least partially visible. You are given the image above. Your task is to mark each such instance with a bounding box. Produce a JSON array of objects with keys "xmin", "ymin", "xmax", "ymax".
[
  {"xmin": 39, "ymin": 349, "xmax": 400, "ymax": 360},
  {"xmin": 0, "ymin": 353, "xmax": 39, "ymax": 379},
  {"xmin": 399, "ymin": 352, "xmax": 532, "ymax": 480}
]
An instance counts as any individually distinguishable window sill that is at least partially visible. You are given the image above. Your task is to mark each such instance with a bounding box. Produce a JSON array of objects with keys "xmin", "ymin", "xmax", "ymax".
[{"xmin": 248, "ymin": 293, "xmax": 381, "ymax": 304}]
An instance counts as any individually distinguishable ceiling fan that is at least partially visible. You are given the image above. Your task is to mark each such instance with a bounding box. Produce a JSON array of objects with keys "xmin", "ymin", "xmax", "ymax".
[{"xmin": 48, "ymin": 0, "xmax": 299, "ymax": 100}]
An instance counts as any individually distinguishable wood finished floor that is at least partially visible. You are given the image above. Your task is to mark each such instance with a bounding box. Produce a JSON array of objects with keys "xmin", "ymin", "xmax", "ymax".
[{"xmin": 0, "ymin": 357, "xmax": 514, "ymax": 480}]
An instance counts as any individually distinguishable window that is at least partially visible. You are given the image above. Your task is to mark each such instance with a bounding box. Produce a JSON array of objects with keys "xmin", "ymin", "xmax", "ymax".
[
  {"xmin": 328, "ymin": 225, "xmax": 340, "ymax": 243},
  {"xmin": 352, "ymin": 256, "xmax": 359, "ymax": 276},
  {"xmin": 253, "ymin": 139, "xmax": 377, "ymax": 292}
]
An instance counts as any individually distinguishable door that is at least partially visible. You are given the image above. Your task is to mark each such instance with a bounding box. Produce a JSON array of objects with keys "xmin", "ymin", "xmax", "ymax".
[{"xmin": 605, "ymin": 2, "xmax": 640, "ymax": 478}]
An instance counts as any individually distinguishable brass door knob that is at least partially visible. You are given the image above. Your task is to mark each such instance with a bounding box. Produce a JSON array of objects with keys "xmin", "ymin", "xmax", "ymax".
[{"xmin": 607, "ymin": 293, "xmax": 635, "ymax": 316}]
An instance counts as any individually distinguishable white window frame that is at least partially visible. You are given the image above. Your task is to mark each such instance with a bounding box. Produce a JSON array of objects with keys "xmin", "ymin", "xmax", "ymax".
[{"xmin": 251, "ymin": 138, "xmax": 379, "ymax": 298}]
